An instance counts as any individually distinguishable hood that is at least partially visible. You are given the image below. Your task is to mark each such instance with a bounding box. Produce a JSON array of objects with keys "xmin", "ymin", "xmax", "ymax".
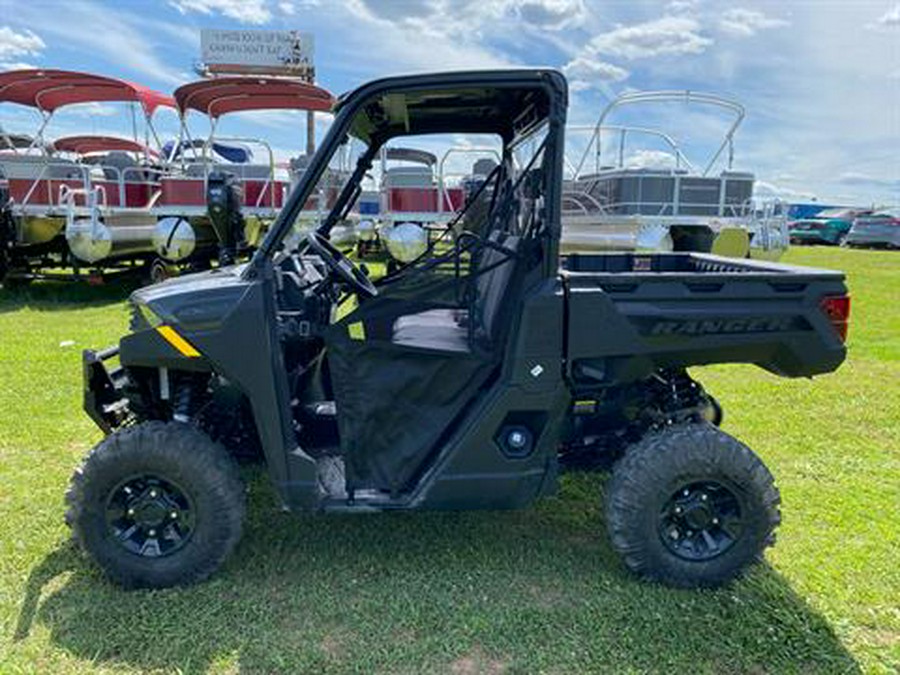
[{"xmin": 131, "ymin": 264, "xmax": 254, "ymax": 331}]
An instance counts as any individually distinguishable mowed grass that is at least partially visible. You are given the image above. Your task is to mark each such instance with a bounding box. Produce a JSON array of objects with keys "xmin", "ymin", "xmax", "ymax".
[{"xmin": 0, "ymin": 247, "xmax": 897, "ymax": 674}]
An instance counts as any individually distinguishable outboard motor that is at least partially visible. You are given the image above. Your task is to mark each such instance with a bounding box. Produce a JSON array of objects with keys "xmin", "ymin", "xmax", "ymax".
[{"xmin": 206, "ymin": 170, "xmax": 245, "ymax": 265}]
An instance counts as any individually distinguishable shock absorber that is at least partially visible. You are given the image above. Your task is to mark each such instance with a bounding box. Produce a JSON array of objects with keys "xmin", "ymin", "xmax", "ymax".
[{"xmin": 172, "ymin": 373, "xmax": 207, "ymax": 424}]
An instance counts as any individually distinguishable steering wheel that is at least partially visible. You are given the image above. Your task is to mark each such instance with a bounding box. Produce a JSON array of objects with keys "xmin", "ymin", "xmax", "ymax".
[{"xmin": 305, "ymin": 231, "xmax": 378, "ymax": 299}]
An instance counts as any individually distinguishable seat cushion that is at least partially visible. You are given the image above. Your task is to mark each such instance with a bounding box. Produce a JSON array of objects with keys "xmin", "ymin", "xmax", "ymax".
[
  {"xmin": 394, "ymin": 308, "xmax": 466, "ymax": 330},
  {"xmin": 392, "ymin": 309, "xmax": 470, "ymax": 352}
]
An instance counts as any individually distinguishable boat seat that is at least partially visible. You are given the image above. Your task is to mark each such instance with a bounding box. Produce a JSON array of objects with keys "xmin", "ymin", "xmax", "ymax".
[
  {"xmin": 390, "ymin": 233, "xmax": 521, "ymax": 353},
  {"xmin": 99, "ymin": 151, "xmax": 137, "ymax": 180},
  {"xmin": 184, "ymin": 162, "xmax": 272, "ymax": 180},
  {"xmin": 383, "ymin": 166, "xmax": 434, "ymax": 189}
]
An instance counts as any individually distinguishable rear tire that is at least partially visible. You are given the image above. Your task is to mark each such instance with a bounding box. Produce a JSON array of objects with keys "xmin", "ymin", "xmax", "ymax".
[
  {"xmin": 605, "ymin": 424, "xmax": 780, "ymax": 588},
  {"xmin": 66, "ymin": 421, "xmax": 245, "ymax": 589}
]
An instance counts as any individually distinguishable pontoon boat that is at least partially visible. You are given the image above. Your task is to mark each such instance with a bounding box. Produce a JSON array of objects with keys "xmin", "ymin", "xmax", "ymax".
[{"xmin": 561, "ymin": 90, "xmax": 788, "ymax": 258}]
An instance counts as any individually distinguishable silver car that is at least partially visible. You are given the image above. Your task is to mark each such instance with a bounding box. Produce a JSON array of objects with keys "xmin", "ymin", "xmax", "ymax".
[{"xmin": 846, "ymin": 209, "xmax": 900, "ymax": 249}]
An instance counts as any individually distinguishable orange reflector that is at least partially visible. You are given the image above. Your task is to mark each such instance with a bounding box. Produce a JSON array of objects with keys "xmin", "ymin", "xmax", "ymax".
[{"xmin": 156, "ymin": 325, "xmax": 201, "ymax": 358}]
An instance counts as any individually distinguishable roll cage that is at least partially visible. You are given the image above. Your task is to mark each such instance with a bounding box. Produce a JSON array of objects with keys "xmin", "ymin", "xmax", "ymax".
[{"xmin": 248, "ymin": 69, "xmax": 568, "ymax": 279}]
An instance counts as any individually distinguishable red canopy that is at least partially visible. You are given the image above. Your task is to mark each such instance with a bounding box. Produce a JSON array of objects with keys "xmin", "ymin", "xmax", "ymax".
[
  {"xmin": 52, "ymin": 135, "xmax": 158, "ymax": 157},
  {"xmin": 174, "ymin": 77, "xmax": 334, "ymax": 118},
  {"xmin": 0, "ymin": 69, "xmax": 175, "ymax": 115}
]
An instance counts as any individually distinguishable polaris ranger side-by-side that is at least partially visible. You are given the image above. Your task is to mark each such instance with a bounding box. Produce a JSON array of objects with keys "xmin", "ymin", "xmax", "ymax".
[{"xmin": 71, "ymin": 70, "xmax": 849, "ymax": 589}]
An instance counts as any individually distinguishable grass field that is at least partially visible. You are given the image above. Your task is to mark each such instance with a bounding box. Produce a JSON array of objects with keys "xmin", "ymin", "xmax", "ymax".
[{"xmin": 0, "ymin": 246, "xmax": 897, "ymax": 674}]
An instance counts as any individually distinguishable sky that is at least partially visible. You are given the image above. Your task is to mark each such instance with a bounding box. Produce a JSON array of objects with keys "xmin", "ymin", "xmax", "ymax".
[{"xmin": 0, "ymin": 0, "xmax": 898, "ymax": 206}]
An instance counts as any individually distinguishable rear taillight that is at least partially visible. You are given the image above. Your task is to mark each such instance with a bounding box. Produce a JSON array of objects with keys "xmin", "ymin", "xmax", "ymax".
[{"xmin": 820, "ymin": 295, "xmax": 851, "ymax": 343}]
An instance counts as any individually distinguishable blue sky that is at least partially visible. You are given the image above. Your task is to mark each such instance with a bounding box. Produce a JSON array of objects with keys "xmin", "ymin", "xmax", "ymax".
[{"xmin": 1, "ymin": 0, "xmax": 898, "ymax": 205}]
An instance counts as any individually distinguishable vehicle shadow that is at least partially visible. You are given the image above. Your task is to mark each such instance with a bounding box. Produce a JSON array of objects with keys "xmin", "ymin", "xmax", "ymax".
[
  {"xmin": 0, "ymin": 275, "xmax": 140, "ymax": 314},
  {"xmin": 15, "ymin": 473, "xmax": 860, "ymax": 674}
]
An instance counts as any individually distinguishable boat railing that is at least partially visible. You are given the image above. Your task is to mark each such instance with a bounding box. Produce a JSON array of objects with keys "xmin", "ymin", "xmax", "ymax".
[
  {"xmin": 562, "ymin": 166, "xmax": 756, "ymax": 220},
  {"xmin": 569, "ymin": 90, "xmax": 746, "ymax": 179},
  {"xmin": 436, "ymin": 146, "xmax": 501, "ymax": 215},
  {"xmin": 77, "ymin": 163, "xmax": 164, "ymax": 211},
  {"xmin": 4, "ymin": 154, "xmax": 168, "ymax": 211},
  {"xmin": 15, "ymin": 161, "xmax": 90, "ymax": 209},
  {"xmin": 566, "ymin": 124, "xmax": 696, "ymax": 179},
  {"xmin": 561, "ymin": 195, "xmax": 757, "ymax": 220},
  {"xmin": 561, "ymin": 190, "xmax": 607, "ymax": 216},
  {"xmin": 60, "ymin": 182, "xmax": 107, "ymax": 210},
  {"xmin": 199, "ymin": 135, "xmax": 279, "ymax": 210}
]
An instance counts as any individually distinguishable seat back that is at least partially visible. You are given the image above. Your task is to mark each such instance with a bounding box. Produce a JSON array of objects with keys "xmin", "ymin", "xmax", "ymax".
[{"xmin": 470, "ymin": 231, "xmax": 521, "ymax": 349}]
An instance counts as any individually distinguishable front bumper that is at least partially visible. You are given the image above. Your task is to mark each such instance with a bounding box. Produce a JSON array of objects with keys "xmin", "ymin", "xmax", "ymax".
[{"xmin": 83, "ymin": 346, "xmax": 130, "ymax": 433}]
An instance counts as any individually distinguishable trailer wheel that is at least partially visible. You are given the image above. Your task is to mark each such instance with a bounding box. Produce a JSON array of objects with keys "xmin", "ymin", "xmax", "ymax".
[
  {"xmin": 605, "ymin": 424, "xmax": 780, "ymax": 588},
  {"xmin": 147, "ymin": 258, "xmax": 172, "ymax": 285},
  {"xmin": 66, "ymin": 421, "xmax": 245, "ymax": 589}
]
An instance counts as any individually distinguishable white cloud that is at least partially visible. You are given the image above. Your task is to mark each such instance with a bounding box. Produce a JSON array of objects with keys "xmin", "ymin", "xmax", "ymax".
[
  {"xmin": 0, "ymin": 61, "xmax": 37, "ymax": 72},
  {"xmin": 876, "ymin": 3, "xmax": 900, "ymax": 27},
  {"xmin": 169, "ymin": 0, "xmax": 272, "ymax": 25},
  {"xmin": 838, "ymin": 172, "xmax": 899, "ymax": 189},
  {"xmin": 349, "ymin": 0, "xmax": 583, "ymax": 39},
  {"xmin": 754, "ymin": 180, "xmax": 816, "ymax": 201},
  {"xmin": 514, "ymin": 0, "xmax": 586, "ymax": 30},
  {"xmin": 63, "ymin": 102, "xmax": 120, "ymax": 118},
  {"xmin": 339, "ymin": 0, "xmax": 513, "ymax": 73},
  {"xmin": 590, "ymin": 16, "xmax": 712, "ymax": 60},
  {"xmin": 278, "ymin": 0, "xmax": 319, "ymax": 14},
  {"xmin": 0, "ymin": 26, "xmax": 45, "ymax": 59},
  {"xmin": 624, "ymin": 149, "xmax": 678, "ymax": 169},
  {"xmin": 563, "ymin": 55, "xmax": 629, "ymax": 91},
  {"xmin": 13, "ymin": 3, "xmax": 186, "ymax": 86},
  {"xmin": 666, "ymin": 0, "xmax": 699, "ymax": 14},
  {"xmin": 718, "ymin": 8, "xmax": 788, "ymax": 37}
]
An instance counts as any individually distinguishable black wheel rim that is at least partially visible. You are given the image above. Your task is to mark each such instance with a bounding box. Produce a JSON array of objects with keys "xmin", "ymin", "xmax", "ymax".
[
  {"xmin": 658, "ymin": 480, "xmax": 743, "ymax": 561},
  {"xmin": 105, "ymin": 474, "xmax": 195, "ymax": 558}
]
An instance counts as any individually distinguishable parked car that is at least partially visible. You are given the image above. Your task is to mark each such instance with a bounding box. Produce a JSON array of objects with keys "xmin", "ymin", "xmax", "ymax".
[
  {"xmin": 845, "ymin": 208, "xmax": 900, "ymax": 249},
  {"xmin": 789, "ymin": 207, "xmax": 873, "ymax": 245}
]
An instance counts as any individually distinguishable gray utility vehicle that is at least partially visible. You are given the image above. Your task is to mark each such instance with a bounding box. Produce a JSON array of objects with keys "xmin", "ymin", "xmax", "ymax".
[{"xmin": 72, "ymin": 70, "xmax": 850, "ymax": 589}]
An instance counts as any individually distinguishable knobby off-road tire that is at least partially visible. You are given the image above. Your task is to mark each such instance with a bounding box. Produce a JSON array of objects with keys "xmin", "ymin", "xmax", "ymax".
[
  {"xmin": 605, "ymin": 423, "xmax": 780, "ymax": 588},
  {"xmin": 66, "ymin": 421, "xmax": 245, "ymax": 589}
]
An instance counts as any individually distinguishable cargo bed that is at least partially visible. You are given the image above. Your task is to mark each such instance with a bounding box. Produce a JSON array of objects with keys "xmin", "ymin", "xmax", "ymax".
[{"xmin": 560, "ymin": 252, "xmax": 849, "ymax": 384}]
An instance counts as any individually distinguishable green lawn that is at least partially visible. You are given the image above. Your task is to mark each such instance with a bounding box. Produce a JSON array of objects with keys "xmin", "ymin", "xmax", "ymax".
[{"xmin": 0, "ymin": 247, "xmax": 897, "ymax": 674}]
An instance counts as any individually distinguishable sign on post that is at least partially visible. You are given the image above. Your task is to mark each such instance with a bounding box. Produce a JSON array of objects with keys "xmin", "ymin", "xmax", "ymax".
[{"xmin": 200, "ymin": 30, "xmax": 315, "ymax": 79}]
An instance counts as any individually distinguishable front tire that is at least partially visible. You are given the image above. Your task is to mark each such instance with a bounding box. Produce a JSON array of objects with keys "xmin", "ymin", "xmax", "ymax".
[
  {"xmin": 605, "ymin": 424, "xmax": 780, "ymax": 588},
  {"xmin": 66, "ymin": 421, "xmax": 245, "ymax": 589}
]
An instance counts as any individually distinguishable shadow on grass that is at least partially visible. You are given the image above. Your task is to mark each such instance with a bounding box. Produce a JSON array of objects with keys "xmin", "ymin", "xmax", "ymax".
[
  {"xmin": 0, "ymin": 275, "xmax": 140, "ymax": 314},
  {"xmin": 15, "ymin": 474, "xmax": 860, "ymax": 674}
]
